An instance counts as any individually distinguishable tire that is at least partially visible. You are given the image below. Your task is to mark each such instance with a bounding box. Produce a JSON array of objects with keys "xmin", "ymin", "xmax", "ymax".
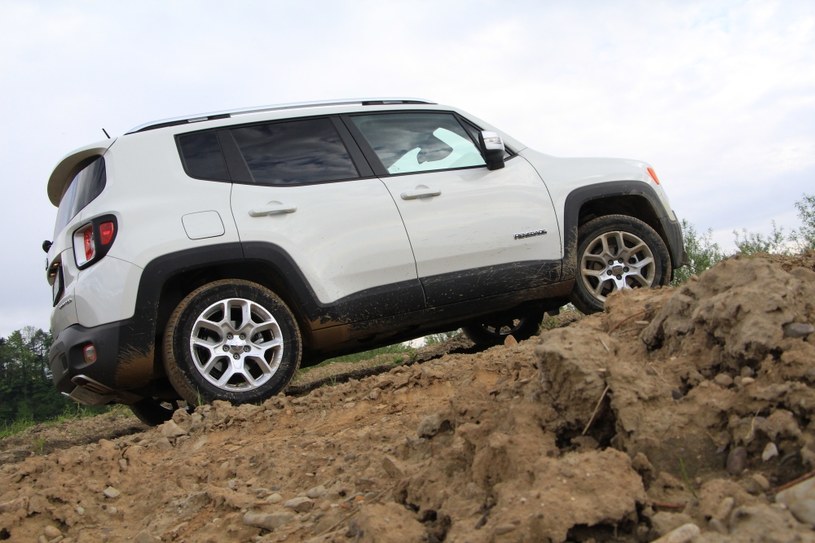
[
  {"xmin": 570, "ymin": 214, "xmax": 671, "ymax": 314},
  {"xmin": 129, "ymin": 398, "xmax": 182, "ymax": 426},
  {"xmin": 462, "ymin": 309, "xmax": 544, "ymax": 346},
  {"xmin": 162, "ymin": 279, "xmax": 302, "ymax": 405}
]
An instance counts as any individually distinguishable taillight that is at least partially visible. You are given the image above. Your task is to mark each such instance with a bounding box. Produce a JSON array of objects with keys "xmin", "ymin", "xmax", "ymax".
[
  {"xmin": 82, "ymin": 226, "xmax": 95, "ymax": 261},
  {"xmin": 73, "ymin": 215, "xmax": 118, "ymax": 269},
  {"xmin": 99, "ymin": 221, "xmax": 115, "ymax": 245}
]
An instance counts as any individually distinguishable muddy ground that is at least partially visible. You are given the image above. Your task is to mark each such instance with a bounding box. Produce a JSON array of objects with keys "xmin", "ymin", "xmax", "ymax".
[{"xmin": 1, "ymin": 253, "xmax": 814, "ymax": 542}]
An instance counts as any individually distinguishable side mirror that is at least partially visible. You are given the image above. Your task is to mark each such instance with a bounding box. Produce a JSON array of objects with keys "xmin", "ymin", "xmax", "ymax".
[{"xmin": 478, "ymin": 131, "xmax": 505, "ymax": 170}]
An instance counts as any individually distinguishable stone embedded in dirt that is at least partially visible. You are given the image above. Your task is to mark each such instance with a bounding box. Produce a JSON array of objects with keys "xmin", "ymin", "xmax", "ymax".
[
  {"xmin": 713, "ymin": 373, "xmax": 734, "ymax": 388},
  {"xmin": 776, "ymin": 475, "xmax": 815, "ymax": 525},
  {"xmin": 305, "ymin": 484, "xmax": 327, "ymax": 499},
  {"xmin": 651, "ymin": 522, "xmax": 700, "ymax": 543},
  {"xmin": 762, "ymin": 442, "xmax": 779, "ymax": 461},
  {"xmin": 783, "ymin": 322, "xmax": 815, "ymax": 338},
  {"xmin": 416, "ymin": 413, "xmax": 451, "ymax": 438},
  {"xmin": 103, "ymin": 486, "xmax": 121, "ymax": 499},
  {"xmin": 266, "ymin": 492, "xmax": 283, "ymax": 504},
  {"xmin": 160, "ymin": 420, "xmax": 188, "ymax": 439},
  {"xmin": 283, "ymin": 496, "xmax": 314, "ymax": 513},
  {"xmin": 381, "ymin": 455, "xmax": 406, "ymax": 479},
  {"xmin": 650, "ymin": 512, "xmax": 695, "ymax": 537},
  {"xmin": 43, "ymin": 525, "xmax": 61, "ymax": 538},
  {"xmin": 727, "ymin": 447, "xmax": 748, "ymax": 475},
  {"xmin": 134, "ymin": 530, "xmax": 160, "ymax": 543},
  {"xmin": 243, "ymin": 510, "xmax": 294, "ymax": 531}
]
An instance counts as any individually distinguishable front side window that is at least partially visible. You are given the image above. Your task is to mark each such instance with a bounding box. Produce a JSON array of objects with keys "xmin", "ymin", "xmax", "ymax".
[
  {"xmin": 350, "ymin": 113, "xmax": 486, "ymax": 175},
  {"xmin": 54, "ymin": 156, "xmax": 106, "ymax": 237},
  {"xmin": 232, "ymin": 118, "xmax": 359, "ymax": 185}
]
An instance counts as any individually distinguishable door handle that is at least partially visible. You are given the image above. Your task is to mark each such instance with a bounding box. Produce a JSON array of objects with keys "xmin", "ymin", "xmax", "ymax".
[
  {"xmin": 400, "ymin": 186, "xmax": 441, "ymax": 200},
  {"xmin": 248, "ymin": 202, "xmax": 298, "ymax": 217}
]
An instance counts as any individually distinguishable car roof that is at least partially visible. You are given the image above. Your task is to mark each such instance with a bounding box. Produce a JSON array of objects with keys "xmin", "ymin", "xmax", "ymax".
[{"xmin": 125, "ymin": 98, "xmax": 436, "ymax": 134}]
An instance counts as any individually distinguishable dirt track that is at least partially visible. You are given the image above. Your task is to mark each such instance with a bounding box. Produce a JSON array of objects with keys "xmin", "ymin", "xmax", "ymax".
[{"xmin": 1, "ymin": 253, "xmax": 814, "ymax": 542}]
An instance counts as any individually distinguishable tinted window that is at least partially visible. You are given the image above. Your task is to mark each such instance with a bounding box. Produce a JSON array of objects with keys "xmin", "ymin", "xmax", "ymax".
[
  {"xmin": 350, "ymin": 113, "xmax": 486, "ymax": 175},
  {"xmin": 232, "ymin": 118, "xmax": 358, "ymax": 185},
  {"xmin": 54, "ymin": 156, "xmax": 106, "ymax": 237},
  {"xmin": 177, "ymin": 131, "xmax": 230, "ymax": 180}
]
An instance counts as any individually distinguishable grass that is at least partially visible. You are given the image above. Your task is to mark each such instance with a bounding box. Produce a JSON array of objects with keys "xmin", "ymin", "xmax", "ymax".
[
  {"xmin": 298, "ymin": 343, "xmax": 416, "ymax": 375},
  {"xmin": 0, "ymin": 404, "xmax": 114, "ymax": 440}
]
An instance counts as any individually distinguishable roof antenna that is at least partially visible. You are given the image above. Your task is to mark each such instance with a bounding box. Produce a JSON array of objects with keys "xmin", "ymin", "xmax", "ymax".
[{"xmin": 102, "ymin": 128, "xmax": 111, "ymax": 139}]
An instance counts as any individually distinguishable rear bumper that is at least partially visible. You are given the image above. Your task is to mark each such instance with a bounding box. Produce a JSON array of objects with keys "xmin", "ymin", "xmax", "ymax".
[{"xmin": 50, "ymin": 320, "xmax": 154, "ymax": 405}]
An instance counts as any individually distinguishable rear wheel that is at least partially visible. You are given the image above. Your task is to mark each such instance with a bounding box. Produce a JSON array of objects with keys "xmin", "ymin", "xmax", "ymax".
[
  {"xmin": 162, "ymin": 279, "xmax": 302, "ymax": 405},
  {"xmin": 570, "ymin": 215, "xmax": 671, "ymax": 314},
  {"xmin": 462, "ymin": 309, "xmax": 544, "ymax": 346}
]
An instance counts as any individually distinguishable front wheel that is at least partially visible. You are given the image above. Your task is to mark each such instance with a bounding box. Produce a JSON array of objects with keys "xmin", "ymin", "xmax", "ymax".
[
  {"xmin": 162, "ymin": 279, "xmax": 302, "ymax": 405},
  {"xmin": 462, "ymin": 309, "xmax": 545, "ymax": 346},
  {"xmin": 570, "ymin": 215, "xmax": 671, "ymax": 314}
]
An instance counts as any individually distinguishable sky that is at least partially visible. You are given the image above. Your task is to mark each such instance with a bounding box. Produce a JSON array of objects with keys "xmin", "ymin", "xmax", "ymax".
[{"xmin": 1, "ymin": 0, "xmax": 813, "ymax": 337}]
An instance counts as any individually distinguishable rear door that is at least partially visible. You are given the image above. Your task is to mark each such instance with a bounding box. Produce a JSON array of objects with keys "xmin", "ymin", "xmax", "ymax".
[{"xmin": 346, "ymin": 111, "xmax": 561, "ymax": 306}]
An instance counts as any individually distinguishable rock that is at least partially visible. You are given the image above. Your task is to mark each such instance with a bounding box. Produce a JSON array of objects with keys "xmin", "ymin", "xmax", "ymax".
[
  {"xmin": 503, "ymin": 334, "xmax": 517, "ymax": 346},
  {"xmin": 160, "ymin": 420, "xmax": 188, "ymax": 438},
  {"xmin": 43, "ymin": 525, "xmax": 62, "ymax": 538},
  {"xmin": 382, "ymin": 455, "xmax": 406, "ymax": 479},
  {"xmin": 266, "ymin": 492, "xmax": 283, "ymax": 504},
  {"xmin": 726, "ymin": 447, "xmax": 748, "ymax": 475},
  {"xmin": 762, "ymin": 442, "xmax": 779, "ymax": 461},
  {"xmin": 417, "ymin": 414, "xmax": 444, "ymax": 438},
  {"xmin": 283, "ymin": 496, "xmax": 314, "ymax": 513},
  {"xmin": 103, "ymin": 486, "xmax": 121, "ymax": 499},
  {"xmin": 783, "ymin": 322, "xmax": 815, "ymax": 338},
  {"xmin": 714, "ymin": 496, "xmax": 735, "ymax": 521},
  {"xmin": 0, "ymin": 496, "xmax": 27, "ymax": 513},
  {"xmin": 134, "ymin": 531, "xmax": 160, "ymax": 543},
  {"xmin": 306, "ymin": 485, "xmax": 327, "ymax": 499},
  {"xmin": 751, "ymin": 473, "xmax": 771, "ymax": 492},
  {"xmin": 650, "ymin": 512, "xmax": 694, "ymax": 536},
  {"xmin": 775, "ymin": 475, "xmax": 815, "ymax": 524},
  {"xmin": 650, "ymin": 523, "xmax": 700, "ymax": 543},
  {"xmin": 243, "ymin": 511, "xmax": 294, "ymax": 531},
  {"xmin": 713, "ymin": 373, "xmax": 734, "ymax": 387}
]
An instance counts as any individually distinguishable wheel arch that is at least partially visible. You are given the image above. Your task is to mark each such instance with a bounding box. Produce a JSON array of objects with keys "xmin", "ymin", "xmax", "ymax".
[
  {"xmin": 562, "ymin": 182, "xmax": 684, "ymax": 275},
  {"xmin": 135, "ymin": 243, "xmax": 321, "ymax": 371}
]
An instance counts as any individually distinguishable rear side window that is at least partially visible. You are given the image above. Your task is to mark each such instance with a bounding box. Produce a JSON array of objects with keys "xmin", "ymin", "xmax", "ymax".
[
  {"xmin": 54, "ymin": 156, "xmax": 106, "ymax": 237},
  {"xmin": 231, "ymin": 118, "xmax": 359, "ymax": 185},
  {"xmin": 177, "ymin": 132, "xmax": 230, "ymax": 181}
]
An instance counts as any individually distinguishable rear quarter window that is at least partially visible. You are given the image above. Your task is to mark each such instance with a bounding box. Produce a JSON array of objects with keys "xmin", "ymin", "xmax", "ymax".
[{"xmin": 176, "ymin": 131, "xmax": 230, "ymax": 181}]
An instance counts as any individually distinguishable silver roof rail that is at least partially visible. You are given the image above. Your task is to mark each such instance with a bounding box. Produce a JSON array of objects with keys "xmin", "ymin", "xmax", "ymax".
[{"xmin": 125, "ymin": 98, "xmax": 436, "ymax": 134}]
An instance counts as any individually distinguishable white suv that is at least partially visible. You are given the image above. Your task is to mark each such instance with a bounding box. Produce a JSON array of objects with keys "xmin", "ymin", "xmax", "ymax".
[{"xmin": 45, "ymin": 98, "xmax": 684, "ymax": 424}]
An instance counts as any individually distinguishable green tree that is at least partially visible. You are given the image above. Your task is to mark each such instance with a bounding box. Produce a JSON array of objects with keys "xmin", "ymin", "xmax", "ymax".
[
  {"xmin": 733, "ymin": 221, "xmax": 789, "ymax": 255},
  {"xmin": 790, "ymin": 193, "xmax": 815, "ymax": 250},
  {"xmin": 0, "ymin": 327, "xmax": 70, "ymax": 426},
  {"xmin": 672, "ymin": 219, "xmax": 725, "ymax": 284}
]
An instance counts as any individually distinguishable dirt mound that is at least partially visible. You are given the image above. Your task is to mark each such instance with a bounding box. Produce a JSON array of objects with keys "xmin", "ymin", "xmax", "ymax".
[{"xmin": 1, "ymin": 254, "xmax": 814, "ymax": 542}]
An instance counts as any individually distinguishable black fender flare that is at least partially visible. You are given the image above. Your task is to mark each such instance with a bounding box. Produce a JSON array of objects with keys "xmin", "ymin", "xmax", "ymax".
[{"xmin": 562, "ymin": 181, "xmax": 685, "ymax": 273}]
